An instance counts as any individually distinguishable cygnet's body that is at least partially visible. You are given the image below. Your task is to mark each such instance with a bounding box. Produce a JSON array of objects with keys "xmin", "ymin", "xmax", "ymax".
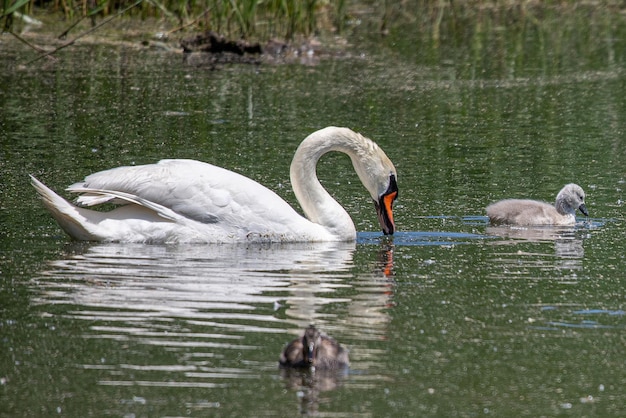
[
  {"xmin": 487, "ymin": 183, "xmax": 588, "ymax": 226},
  {"xmin": 279, "ymin": 325, "xmax": 349, "ymax": 370}
]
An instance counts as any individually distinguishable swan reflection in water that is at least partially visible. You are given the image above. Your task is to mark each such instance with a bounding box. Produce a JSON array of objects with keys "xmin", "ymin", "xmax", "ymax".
[
  {"xmin": 486, "ymin": 224, "xmax": 589, "ymax": 272},
  {"xmin": 276, "ymin": 239, "xmax": 395, "ymax": 412},
  {"xmin": 32, "ymin": 238, "xmax": 396, "ymax": 409}
]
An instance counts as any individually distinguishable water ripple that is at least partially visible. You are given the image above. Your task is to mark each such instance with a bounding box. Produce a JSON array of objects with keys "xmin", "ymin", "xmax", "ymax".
[
  {"xmin": 31, "ymin": 241, "xmax": 396, "ymax": 394},
  {"xmin": 358, "ymin": 230, "xmax": 486, "ymax": 246}
]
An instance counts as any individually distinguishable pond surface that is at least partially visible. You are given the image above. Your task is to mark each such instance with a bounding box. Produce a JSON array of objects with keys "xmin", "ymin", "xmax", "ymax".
[{"xmin": 2, "ymin": 10, "xmax": 626, "ymax": 416}]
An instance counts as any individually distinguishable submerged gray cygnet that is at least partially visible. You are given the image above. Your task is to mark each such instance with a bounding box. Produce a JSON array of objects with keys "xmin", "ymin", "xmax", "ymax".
[{"xmin": 486, "ymin": 183, "xmax": 588, "ymax": 226}]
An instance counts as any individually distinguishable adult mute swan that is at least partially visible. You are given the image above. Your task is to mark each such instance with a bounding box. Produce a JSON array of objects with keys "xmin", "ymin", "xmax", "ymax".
[
  {"xmin": 279, "ymin": 325, "xmax": 349, "ymax": 369},
  {"xmin": 31, "ymin": 127, "xmax": 398, "ymax": 243},
  {"xmin": 486, "ymin": 183, "xmax": 588, "ymax": 226}
]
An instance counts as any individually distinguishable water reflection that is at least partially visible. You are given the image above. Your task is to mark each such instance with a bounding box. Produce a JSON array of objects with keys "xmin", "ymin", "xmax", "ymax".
[
  {"xmin": 487, "ymin": 224, "xmax": 585, "ymax": 257},
  {"xmin": 34, "ymin": 242, "xmax": 356, "ymax": 314},
  {"xmin": 31, "ymin": 240, "xmax": 395, "ymax": 399},
  {"xmin": 280, "ymin": 368, "xmax": 349, "ymax": 415},
  {"xmin": 485, "ymin": 224, "xmax": 591, "ymax": 275}
]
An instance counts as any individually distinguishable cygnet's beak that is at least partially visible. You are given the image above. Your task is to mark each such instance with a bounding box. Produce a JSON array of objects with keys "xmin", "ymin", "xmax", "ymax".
[{"xmin": 579, "ymin": 203, "xmax": 589, "ymax": 217}]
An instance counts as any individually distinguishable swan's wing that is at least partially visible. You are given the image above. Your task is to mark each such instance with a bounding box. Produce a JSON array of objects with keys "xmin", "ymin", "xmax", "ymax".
[
  {"xmin": 66, "ymin": 187, "xmax": 184, "ymax": 223},
  {"xmin": 67, "ymin": 159, "xmax": 303, "ymax": 228}
]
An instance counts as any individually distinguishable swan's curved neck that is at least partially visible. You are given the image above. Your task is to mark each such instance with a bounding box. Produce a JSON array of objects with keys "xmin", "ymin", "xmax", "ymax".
[{"xmin": 289, "ymin": 128, "xmax": 366, "ymax": 240}]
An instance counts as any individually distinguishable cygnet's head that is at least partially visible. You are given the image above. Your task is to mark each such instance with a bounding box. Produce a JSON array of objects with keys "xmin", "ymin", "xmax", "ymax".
[{"xmin": 556, "ymin": 183, "xmax": 588, "ymax": 216}]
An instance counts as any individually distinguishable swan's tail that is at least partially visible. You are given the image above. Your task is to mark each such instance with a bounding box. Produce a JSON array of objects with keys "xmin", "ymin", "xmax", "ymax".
[{"xmin": 30, "ymin": 175, "xmax": 98, "ymax": 240}]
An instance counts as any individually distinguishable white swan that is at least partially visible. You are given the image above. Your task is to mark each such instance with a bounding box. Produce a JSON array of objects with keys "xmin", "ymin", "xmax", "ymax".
[
  {"xmin": 31, "ymin": 127, "xmax": 398, "ymax": 243},
  {"xmin": 486, "ymin": 183, "xmax": 588, "ymax": 226}
]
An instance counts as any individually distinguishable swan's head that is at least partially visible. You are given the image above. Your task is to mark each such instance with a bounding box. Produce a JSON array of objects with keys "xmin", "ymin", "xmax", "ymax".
[
  {"xmin": 373, "ymin": 172, "xmax": 398, "ymax": 235},
  {"xmin": 351, "ymin": 135, "xmax": 398, "ymax": 236},
  {"xmin": 556, "ymin": 183, "xmax": 588, "ymax": 216}
]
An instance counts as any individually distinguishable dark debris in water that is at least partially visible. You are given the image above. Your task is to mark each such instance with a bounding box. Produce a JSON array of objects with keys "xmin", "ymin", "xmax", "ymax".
[
  {"xmin": 180, "ymin": 31, "xmax": 337, "ymax": 67},
  {"xmin": 181, "ymin": 31, "xmax": 263, "ymax": 55}
]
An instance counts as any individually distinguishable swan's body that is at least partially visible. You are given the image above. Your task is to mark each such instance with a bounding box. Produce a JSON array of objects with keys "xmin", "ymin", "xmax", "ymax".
[
  {"xmin": 486, "ymin": 183, "xmax": 588, "ymax": 226},
  {"xmin": 279, "ymin": 325, "xmax": 349, "ymax": 370},
  {"xmin": 31, "ymin": 127, "xmax": 398, "ymax": 243}
]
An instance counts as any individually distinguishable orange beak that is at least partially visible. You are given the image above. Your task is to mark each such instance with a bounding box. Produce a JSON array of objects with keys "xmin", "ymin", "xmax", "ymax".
[{"xmin": 375, "ymin": 174, "xmax": 398, "ymax": 235}]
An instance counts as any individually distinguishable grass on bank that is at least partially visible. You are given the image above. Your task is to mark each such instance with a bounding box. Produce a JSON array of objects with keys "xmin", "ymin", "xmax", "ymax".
[
  {"xmin": 1, "ymin": 0, "xmax": 347, "ymax": 41},
  {"xmin": 2, "ymin": 0, "xmax": 626, "ymax": 47}
]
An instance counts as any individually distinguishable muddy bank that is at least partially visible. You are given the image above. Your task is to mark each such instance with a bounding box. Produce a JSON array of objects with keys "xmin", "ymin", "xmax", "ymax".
[
  {"xmin": 6, "ymin": 20, "xmax": 352, "ymax": 68},
  {"xmin": 179, "ymin": 31, "xmax": 350, "ymax": 67}
]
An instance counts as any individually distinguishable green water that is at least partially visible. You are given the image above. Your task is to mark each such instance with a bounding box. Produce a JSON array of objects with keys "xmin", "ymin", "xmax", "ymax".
[{"xmin": 2, "ymin": 10, "xmax": 626, "ymax": 417}]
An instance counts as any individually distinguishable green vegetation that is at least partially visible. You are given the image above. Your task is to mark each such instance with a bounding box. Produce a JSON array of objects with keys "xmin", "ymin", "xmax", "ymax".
[
  {"xmin": 2, "ymin": 0, "xmax": 625, "ymax": 47},
  {"xmin": 1, "ymin": 0, "xmax": 348, "ymax": 41}
]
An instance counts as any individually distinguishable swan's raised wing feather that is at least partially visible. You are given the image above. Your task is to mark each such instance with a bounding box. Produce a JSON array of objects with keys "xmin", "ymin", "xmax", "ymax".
[{"xmin": 67, "ymin": 187, "xmax": 183, "ymax": 223}]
